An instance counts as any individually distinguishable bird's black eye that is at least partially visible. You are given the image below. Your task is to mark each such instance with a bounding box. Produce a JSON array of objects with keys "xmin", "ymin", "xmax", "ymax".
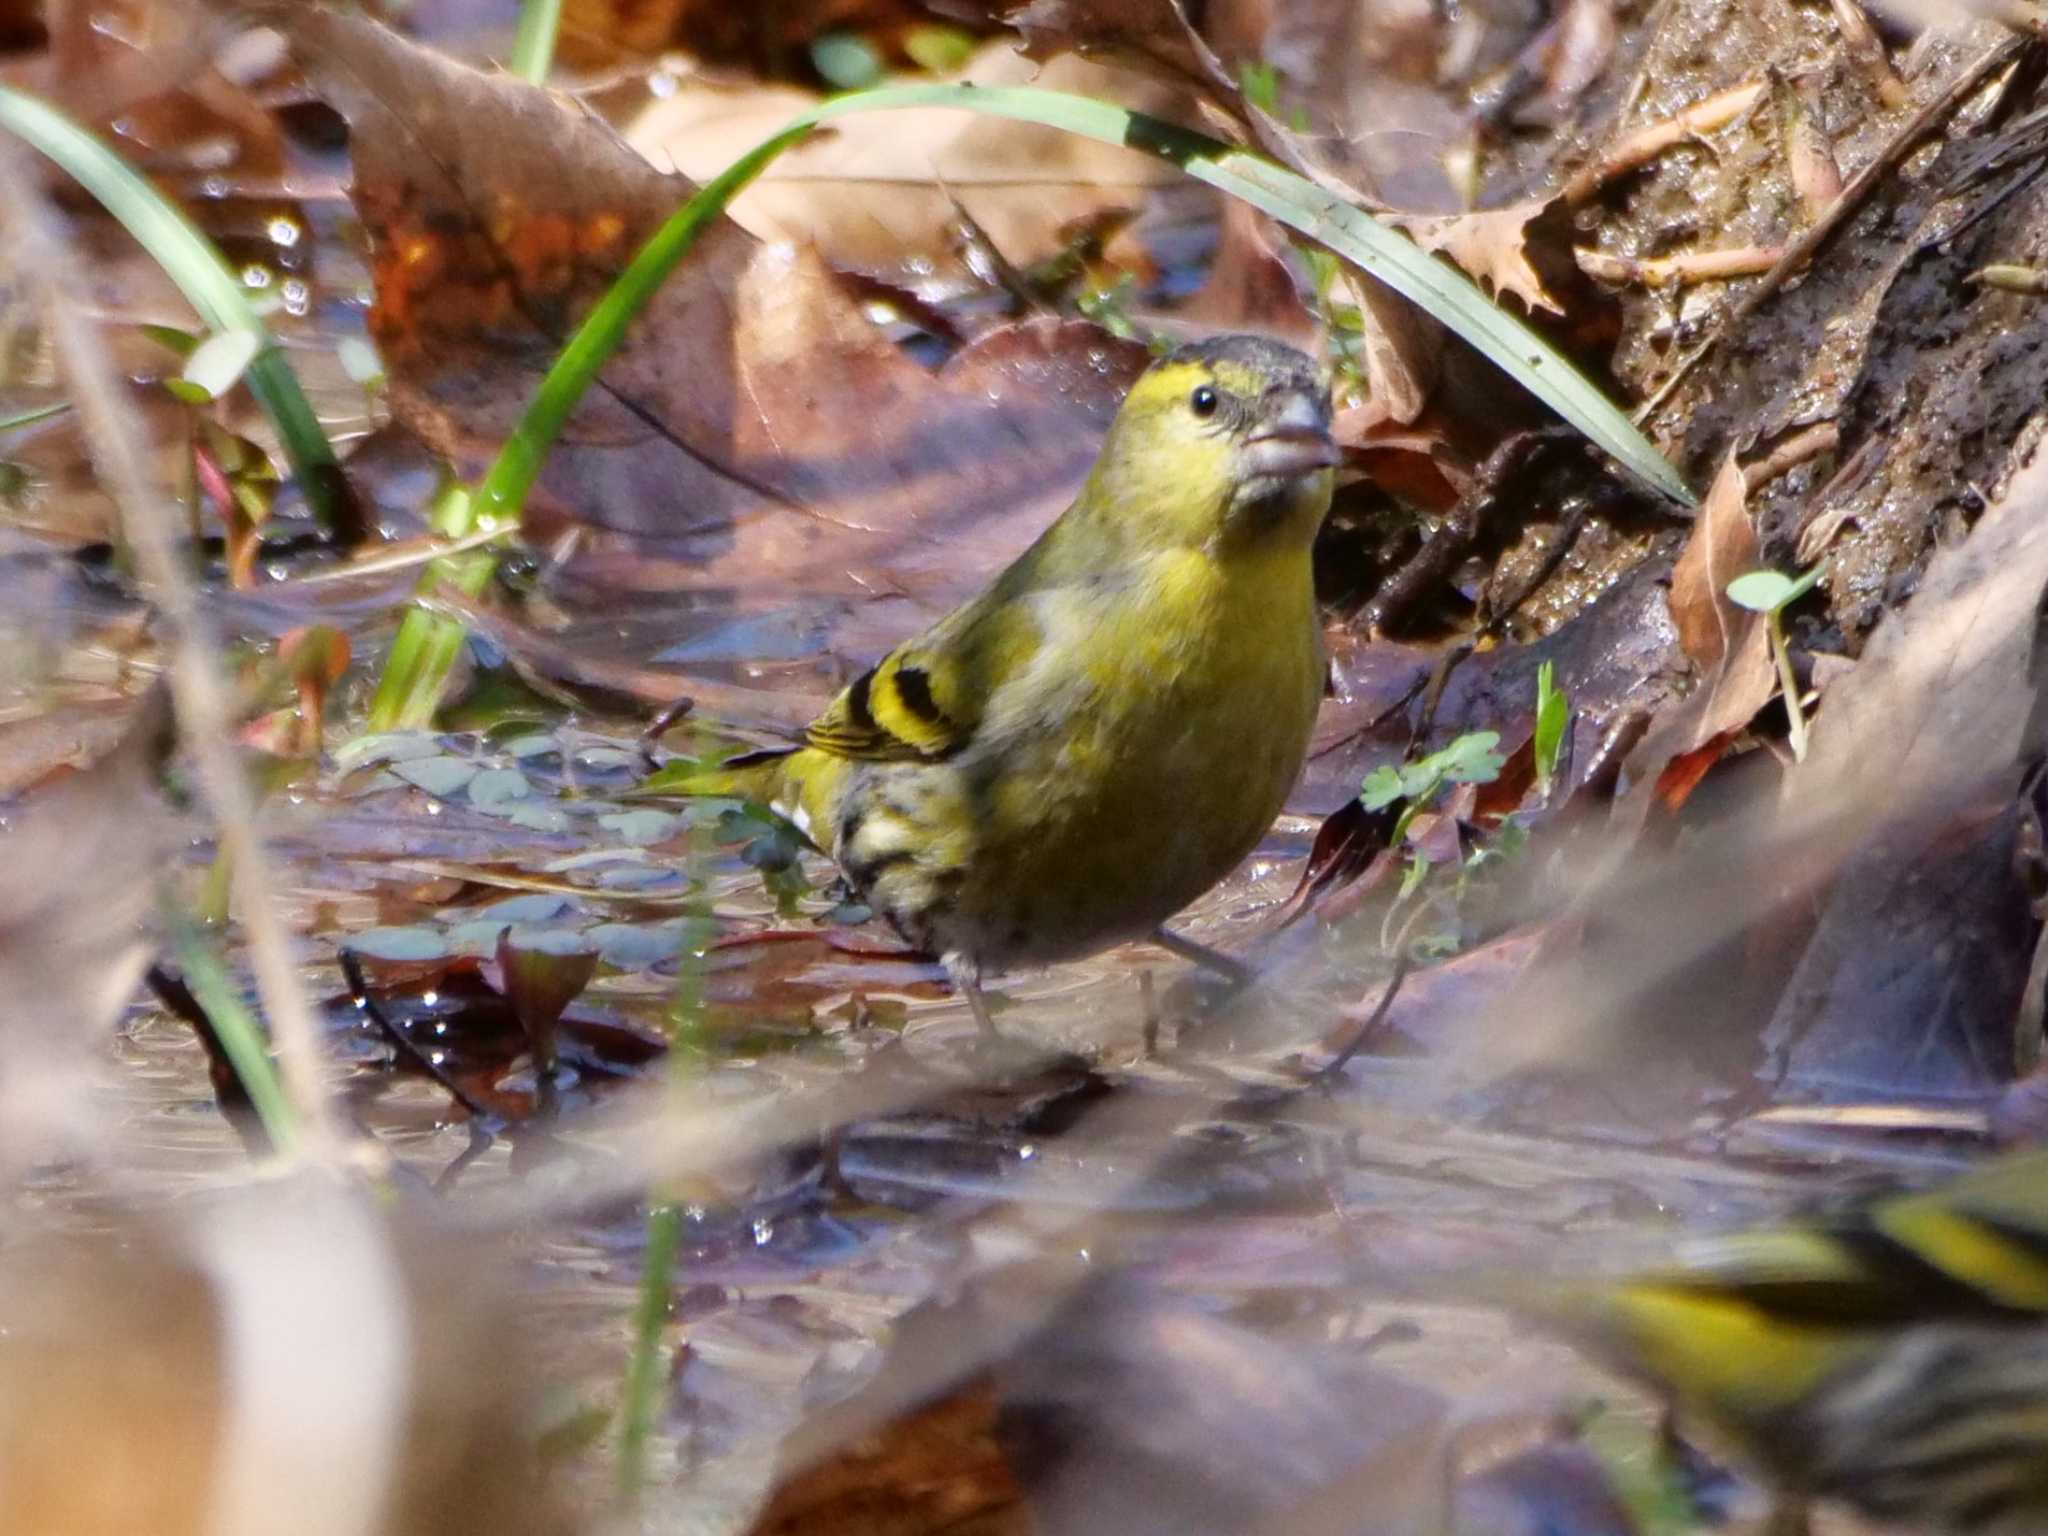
[{"xmin": 1190, "ymin": 384, "xmax": 1219, "ymax": 419}]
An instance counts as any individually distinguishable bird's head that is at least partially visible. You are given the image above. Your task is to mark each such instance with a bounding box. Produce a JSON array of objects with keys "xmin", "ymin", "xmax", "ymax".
[{"xmin": 1083, "ymin": 335, "xmax": 1338, "ymax": 553}]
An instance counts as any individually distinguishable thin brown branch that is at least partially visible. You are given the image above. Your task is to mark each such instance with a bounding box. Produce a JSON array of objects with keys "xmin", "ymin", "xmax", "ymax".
[{"xmin": 1576, "ymin": 244, "xmax": 1785, "ymax": 287}]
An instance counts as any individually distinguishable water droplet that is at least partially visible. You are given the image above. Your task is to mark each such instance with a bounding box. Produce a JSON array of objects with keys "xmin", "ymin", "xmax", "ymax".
[
  {"xmin": 267, "ymin": 215, "xmax": 302, "ymax": 247},
  {"xmin": 240, "ymin": 263, "xmax": 273, "ymax": 289},
  {"xmin": 752, "ymin": 1218, "xmax": 775, "ymax": 1246}
]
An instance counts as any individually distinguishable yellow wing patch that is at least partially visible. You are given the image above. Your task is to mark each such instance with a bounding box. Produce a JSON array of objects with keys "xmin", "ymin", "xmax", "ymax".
[{"xmin": 804, "ymin": 647, "xmax": 969, "ymax": 762}]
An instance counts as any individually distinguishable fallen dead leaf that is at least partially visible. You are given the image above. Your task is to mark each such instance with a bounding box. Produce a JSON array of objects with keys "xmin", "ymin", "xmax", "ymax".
[
  {"xmin": 1652, "ymin": 454, "xmax": 1776, "ymax": 752},
  {"xmin": 1667, "ymin": 455, "xmax": 1756, "ymax": 675},
  {"xmin": 624, "ymin": 45, "xmax": 1185, "ymax": 280},
  {"xmin": 1171, "ymin": 194, "xmax": 1316, "ymax": 343},
  {"xmin": 1390, "ymin": 201, "xmax": 1565, "ymax": 317},
  {"xmin": 275, "ymin": 7, "xmax": 1150, "ymax": 679}
]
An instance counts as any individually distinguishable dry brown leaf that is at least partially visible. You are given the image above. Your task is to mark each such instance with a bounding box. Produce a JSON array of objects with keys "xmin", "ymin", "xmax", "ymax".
[
  {"xmin": 1668, "ymin": 454, "xmax": 1757, "ymax": 672},
  {"xmin": 1173, "ymin": 195, "xmax": 1316, "ymax": 343},
  {"xmin": 1659, "ymin": 456, "xmax": 1777, "ymax": 751},
  {"xmin": 748, "ymin": 1379, "xmax": 1028, "ymax": 1536},
  {"xmin": 1611, "ymin": 457, "xmax": 1775, "ymax": 821},
  {"xmin": 275, "ymin": 8, "xmax": 1149, "ymax": 679},
  {"xmin": 624, "ymin": 46, "xmax": 1184, "ymax": 279},
  {"xmin": 1352, "ymin": 273, "xmax": 1442, "ymax": 424},
  {"xmin": 1391, "ymin": 202, "xmax": 1564, "ymax": 317}
]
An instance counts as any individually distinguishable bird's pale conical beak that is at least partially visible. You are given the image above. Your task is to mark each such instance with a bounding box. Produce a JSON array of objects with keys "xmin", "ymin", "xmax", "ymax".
[{"xmin": 1241, "ymin": 389, "xmax": 1339, "ymax": 480}]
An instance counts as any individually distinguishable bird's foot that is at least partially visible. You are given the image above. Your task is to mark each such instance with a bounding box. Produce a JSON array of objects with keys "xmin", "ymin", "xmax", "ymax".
[{"xmin": 942, "ymin": 951, "xmax": 1001, "ymax": 1035}]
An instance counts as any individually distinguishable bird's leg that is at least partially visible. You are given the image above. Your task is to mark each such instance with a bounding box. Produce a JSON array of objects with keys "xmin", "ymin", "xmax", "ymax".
[
  {"xmin": 1150, "ymin": 927, "xmax": 1254, "ymax": 988},
  {"xmin": 942, "ymin": 951, "xmax": 1000, "ymax": 1034}
]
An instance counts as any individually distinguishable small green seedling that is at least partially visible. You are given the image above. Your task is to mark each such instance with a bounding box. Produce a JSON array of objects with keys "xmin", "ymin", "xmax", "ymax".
[
  {"xmin": 1533, "ymin": 659, "xmax": 1569, "ymax": 799},
  {"xmin": 1727, "ymin": 561, "xmax": 1826, "ymax": 763},
  {"xmin": 1362, "ymin": 730, "xmax": 1505, "ymax": 950},
  {"xmin": 1362, "ymin": 730, "xmax": 1506, "ymax": 832}
]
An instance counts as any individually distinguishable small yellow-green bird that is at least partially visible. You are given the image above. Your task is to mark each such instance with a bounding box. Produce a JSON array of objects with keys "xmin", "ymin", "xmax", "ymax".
[
  {"xmin": 1531, "ymin": 1148, "xmax": 2048, "ymax": 1534},
  {"xmin": 670, "ymin": 335, "xmax": 1337, "ymax": 1029}
]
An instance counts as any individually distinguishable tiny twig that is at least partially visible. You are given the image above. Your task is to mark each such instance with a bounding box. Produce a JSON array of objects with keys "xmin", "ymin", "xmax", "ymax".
[
  {"xmin": 1314, "ymin": 953, "xmax": 1413, "ymax": 1080},
  {"xmin": 265, "ymin": 523, "xmax": 520, "ymax": 589},
  {"xmin": 1409, "ymin": 640, "xmax": 1476, "ymax": 756},
  {"xmin": 1742, "ymin": 422, "xmax": 1841, "ymax": 491},
  {"xmin": 337, "ymin": 949, "xmax": 493, "ymax": 1119},
  {"xmin": 1562, "ymin": 80, "xmax": 1768, "ymax": 207},
  {"xmin": 1576, "ymin": 244, "xmax": 1784, "ymax": 288}
]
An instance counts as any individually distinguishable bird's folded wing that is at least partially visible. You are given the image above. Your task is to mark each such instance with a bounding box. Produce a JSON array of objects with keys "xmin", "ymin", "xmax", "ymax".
[{"xmin": 804, "ymin": 646, "xmax": 972, "ymax": 761}]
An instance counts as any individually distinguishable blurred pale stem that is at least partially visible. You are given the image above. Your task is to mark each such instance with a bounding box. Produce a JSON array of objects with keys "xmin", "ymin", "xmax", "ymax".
[
  {"xmin": 1770, "ymin": 608, "xmax": 1809, "ymax": 763},
  {"xmin": 0, "ymin": 130, "xmax": 348, "ymax": 1162}
]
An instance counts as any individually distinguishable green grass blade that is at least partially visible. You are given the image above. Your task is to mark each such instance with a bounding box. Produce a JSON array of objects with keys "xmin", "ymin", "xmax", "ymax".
[
  {"xmin": 511, "ymin": 0, "xmax": 564, "ymax": 84},
  {"xmin": 168, "ymin": 908, "xmax": 301, "ymax": 1156},
  {"xmin": 0, "ymin": 85, "xmax": 349, "ymax": 537},
  {"xmin": 0, "ymin": 398, "xmax": 72, "ymax": 433},
  {"xmin": 614, "ymin": 1199, "xmax": 681, "ymax": 1504},
  {"xmin": 374, "ymin": 81, "xmax": 1692, "ymax": 725}
]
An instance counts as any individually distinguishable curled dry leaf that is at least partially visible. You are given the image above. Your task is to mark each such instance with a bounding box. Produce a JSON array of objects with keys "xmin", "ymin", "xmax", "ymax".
[
  {"xmin": 1662, "ymin": 455, "xmax": 1776, "ymax": 747},
  {"xmin": 496, "ymin": 930, "xmax": 600, "ymax": 1083}
]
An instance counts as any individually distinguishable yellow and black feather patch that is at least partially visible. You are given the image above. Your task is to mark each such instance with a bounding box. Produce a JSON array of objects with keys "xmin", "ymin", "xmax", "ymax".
[{"xmin": 804, "ymin": 648, "xmax": 969, "ymax": 761}]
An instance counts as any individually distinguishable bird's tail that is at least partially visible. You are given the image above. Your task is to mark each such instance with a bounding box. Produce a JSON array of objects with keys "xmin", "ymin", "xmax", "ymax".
[{"xmin": 633, "ymin": 745, "xmax": 798, "ymax": 804}]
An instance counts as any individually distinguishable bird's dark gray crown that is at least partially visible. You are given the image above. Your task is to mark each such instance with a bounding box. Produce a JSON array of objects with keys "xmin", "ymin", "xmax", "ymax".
[{"xmin": 1162, "ymin": 334, "xmax": 1321, "ymax": 393}]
